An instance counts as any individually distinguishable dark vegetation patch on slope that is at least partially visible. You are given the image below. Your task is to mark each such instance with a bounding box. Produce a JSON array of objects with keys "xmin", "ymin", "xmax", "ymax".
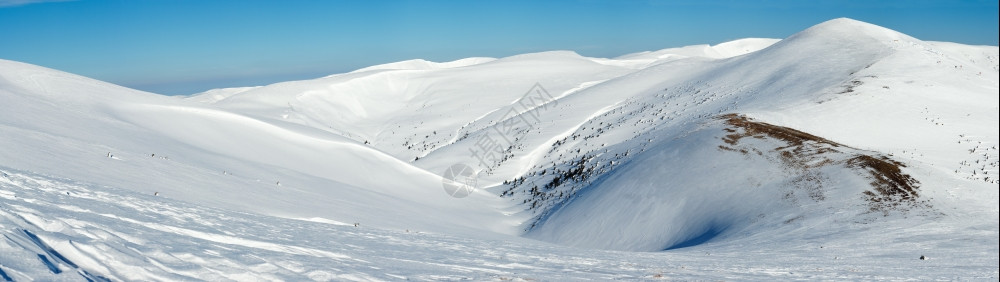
[
  {"xmin": 718, "ymin": 114, "xmax": 931, "ymax": 216},
  {"xmin": 846, "ymin": 155, "xmax": 922, "ymax": 215},
  {"xmin": 720, "ymin": 113, "xmax": 843, "ymax": 148}
]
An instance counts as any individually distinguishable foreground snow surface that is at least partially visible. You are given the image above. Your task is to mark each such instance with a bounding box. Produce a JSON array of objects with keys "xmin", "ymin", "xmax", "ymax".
[
  {"xmin": 1, "ymin": 168, "xmax": 996, "ymax": 280},
  {"xmin": 1, "ymin": 18, "xmax": 998, "ymax": 280}
]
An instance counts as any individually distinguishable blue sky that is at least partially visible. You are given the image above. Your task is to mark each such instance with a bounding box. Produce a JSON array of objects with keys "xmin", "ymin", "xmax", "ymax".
[{"xmin": 1, "ymin": 0, "xmax": 997, "ymax": 95}]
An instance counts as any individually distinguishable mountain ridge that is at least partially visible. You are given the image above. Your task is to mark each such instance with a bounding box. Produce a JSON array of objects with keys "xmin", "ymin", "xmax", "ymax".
[{"xmin": 0, "ymin": 17, "xmax": 997, "ymax": 279}]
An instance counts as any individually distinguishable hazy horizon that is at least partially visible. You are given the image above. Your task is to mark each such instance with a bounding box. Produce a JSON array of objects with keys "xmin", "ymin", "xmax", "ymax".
[{"xmin": 2, "ymin": 0, "xmax": 997, "ymax": 95}]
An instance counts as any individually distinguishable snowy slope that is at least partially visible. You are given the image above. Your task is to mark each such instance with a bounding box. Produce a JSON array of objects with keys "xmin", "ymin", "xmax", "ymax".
[
  {"xmin": 2, "ymin": 166, "xmax": 996, "ymax": 280},
  {"xmin": 610, "ymin": 37, "xmax": 781, "ymax": 68},
  {"xmin": 1, "ymin": 18, "xmax": 997, "ymax": 280},
  {"xmin": 188, "ymin": 51, "xmax": 634, "ymax": 164},
  {"xmin": 482, "ymin": 18, "xmax": 998, "ymax": 252},
  {"xmin": 0, "ymin": 59, "xmax": 516, "ymax": 237}
]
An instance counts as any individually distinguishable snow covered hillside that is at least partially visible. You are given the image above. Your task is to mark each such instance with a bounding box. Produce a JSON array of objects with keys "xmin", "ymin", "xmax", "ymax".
[{"xmin": 1, "ymin": 18, "xmax": 997, "ymax": 280}]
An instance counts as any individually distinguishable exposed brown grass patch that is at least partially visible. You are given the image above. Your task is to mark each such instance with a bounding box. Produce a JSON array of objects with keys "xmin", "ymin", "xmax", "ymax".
[
  {"xmin": 717, "ymin": 113, "xmax": 928, "ymax": 216},
  {"xmin": 846, "ymin": 155, "xmax": 922, "ymax": 214},
  {"xmin": 719, "ymin": 113, "xmax": 843, "ymax": 148}
]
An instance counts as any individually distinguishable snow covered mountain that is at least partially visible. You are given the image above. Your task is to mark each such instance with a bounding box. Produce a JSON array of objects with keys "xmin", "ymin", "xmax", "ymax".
[{"xmin": 1, "ymin": 18, "xmax": 997, "ymax": 280}]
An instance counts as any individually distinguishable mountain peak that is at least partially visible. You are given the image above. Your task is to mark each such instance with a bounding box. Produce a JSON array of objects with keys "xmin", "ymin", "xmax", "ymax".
[{"xmin": 789, "ymin": 17, "xmax": 916, "ymax": 45}]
